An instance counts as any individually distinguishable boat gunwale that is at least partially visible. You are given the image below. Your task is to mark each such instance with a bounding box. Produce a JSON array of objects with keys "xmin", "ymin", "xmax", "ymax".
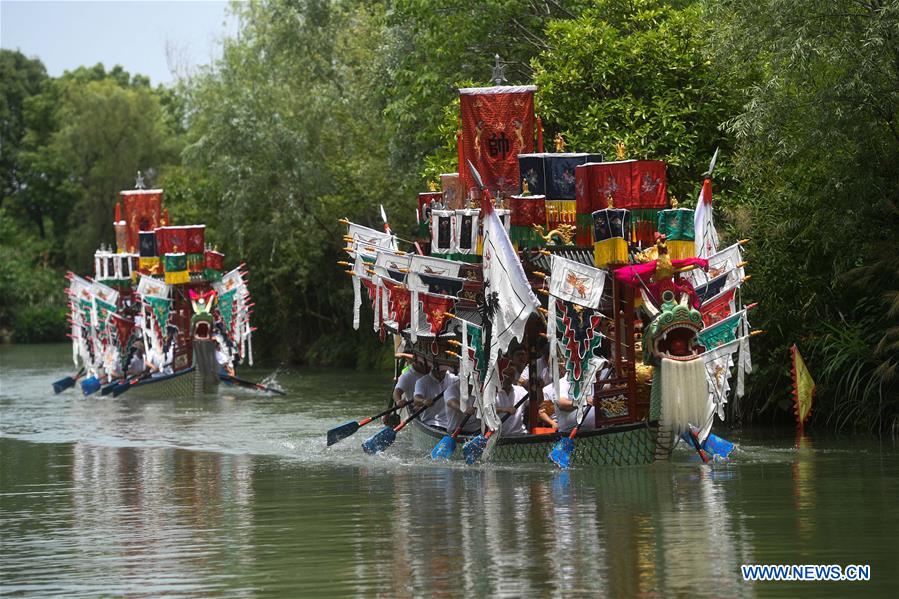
[{"xmin": 410, "ymin": 415, "xmax": 658, "ymax": 446}]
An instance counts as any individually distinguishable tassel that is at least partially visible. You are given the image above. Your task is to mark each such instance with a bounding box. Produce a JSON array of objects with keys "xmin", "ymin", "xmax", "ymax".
[
  {"xmin": 593, "ymin": 238, "xmax": 628, "ymax": 268},
  {"xmin": 667, "ymin": 239, "xmax": 696, "ymax": 260}
]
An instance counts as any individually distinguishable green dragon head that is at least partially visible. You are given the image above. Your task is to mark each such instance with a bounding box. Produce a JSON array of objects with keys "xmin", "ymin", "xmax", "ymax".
[{"xmin": 642, "ymin": 290, "xmax": 705, "ymax": 365}]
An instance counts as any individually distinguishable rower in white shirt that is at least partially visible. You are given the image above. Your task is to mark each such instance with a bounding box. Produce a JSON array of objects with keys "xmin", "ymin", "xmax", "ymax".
[
  {"xmin": 413, "ymin": 364, "xmax": 456, "ymax": 431},
  {"xmin": 388, "ymin": 356, "xmax": 429, "ymax": 424},
  {"xmin": 444, "ymin": 375, "xmax": 481, "ymax": 434},
  {"xmin": 496, "ymin": 365, "xmax": 527, "ymax": 435},
  {"xmin": 542, "ymin": 363, "xmax": 597, "ymax": 433}
]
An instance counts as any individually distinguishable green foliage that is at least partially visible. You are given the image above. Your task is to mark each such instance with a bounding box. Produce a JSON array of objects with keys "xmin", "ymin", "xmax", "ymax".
[
  {"xmin": 533, "ymin": 0, "xmax": 746, "ymax": 198},
  {"xmin": 711, "ymin": 0, "xmax": 899, "ymax": 431},
  {"xmin": 11, "ymin": 306, "xmax": 67, "ymax": 343}
]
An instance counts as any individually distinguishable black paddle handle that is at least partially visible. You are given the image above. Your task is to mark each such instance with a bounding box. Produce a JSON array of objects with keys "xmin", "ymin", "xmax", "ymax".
[
  {"xmin": 365, "ymin": 399, "xmax": 412, "ymax": 424},
  {"xmin": 397, "ymin": 390, "xmax": 446, "ymax": 432},
  {"xmin": 499, "ymin": 392, "xmax": 530, "ymax": 424},
  {"xmin": 450, "ymin": 411, "xmax": 474, "ymax": 439}
]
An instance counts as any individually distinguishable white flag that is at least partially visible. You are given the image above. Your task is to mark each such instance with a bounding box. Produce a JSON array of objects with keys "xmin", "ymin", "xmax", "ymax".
[
  {"xmin": 480, "ymin": 207, "xmax": 540, "ymax": 430},
  {"xmin": 548, "ymin": 254, "xmax": 606, "ymax": 309}
]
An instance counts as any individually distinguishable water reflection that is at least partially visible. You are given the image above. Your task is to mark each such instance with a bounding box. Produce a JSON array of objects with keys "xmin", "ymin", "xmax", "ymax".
[{"xmin": 362, "ymin": 463, "xmax": 758, "ymax": 598}]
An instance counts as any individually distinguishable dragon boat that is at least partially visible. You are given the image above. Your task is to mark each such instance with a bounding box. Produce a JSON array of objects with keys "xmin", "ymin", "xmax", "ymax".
[
  {"xmin": 58, "ymin": 174, "xmax": 255, "ymax": 399},
  {"xmin": 341, "ymin": 66, "xmax": 755, "ymax": 467}
]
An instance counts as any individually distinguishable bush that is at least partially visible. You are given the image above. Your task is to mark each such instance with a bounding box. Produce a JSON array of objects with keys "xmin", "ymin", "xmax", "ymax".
[{"xmin": 12, "ymin": 305, "xmax": 67, "ymax": 343}]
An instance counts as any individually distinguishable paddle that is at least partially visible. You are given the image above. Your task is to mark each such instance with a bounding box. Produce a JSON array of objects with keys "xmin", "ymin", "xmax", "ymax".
[
  {"xmin": 679, "ymin": 428, "xmax": 735, "ymax": 461},
  {"xmin": 80, "ymin": 375, "xmax": 101, "ymax": 396},
  {"xmin": 462, "ymin": 392, "xmax": 530, "ymax": 465},
  {"xmin": 327, "ymin": 400, "xmax": 411, "ymax": 447},
  {"xmin": 549, "ymin": 405, "xmax": 593, "ymax": 469},
  {"xmin": 52, "ymin": 368, "xmax": 85, "ymax": 394},
  {"xmin": 219, "ymin": 374, "xmax": 287, "ymax": 395},
  {"xmin": 685, "ymin": 428, "xmax": 711, "ymax": 464},
  {"xmin": 361, "ymin": 391, "xmax": 446, "ymax": 455},
  {"xmin": 430, "ymin": 410, "xmax": 475, "ymax": 460},
  {"xmin": 111, "ymin": 371, "xmax": 154, "ymax": 398}
]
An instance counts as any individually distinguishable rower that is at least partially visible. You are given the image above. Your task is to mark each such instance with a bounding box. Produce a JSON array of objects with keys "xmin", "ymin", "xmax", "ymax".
[
  {"xmin": 542, "ymin": 363, "xmax": 597, "ymax": 433},
  {"xmin": 386, "ymin": 354, "xmax": 428, "ymax": 423},
  {"xmin": 413, "ymin": 362, "xmax": 456, "ymax": 431},
  {"xmin": 496, "ymin": 365, "xmax": 527, "ymax": 435},
  {"xmin": 445, "ymin": 374, "xmax": 481, "ymax": 434}
]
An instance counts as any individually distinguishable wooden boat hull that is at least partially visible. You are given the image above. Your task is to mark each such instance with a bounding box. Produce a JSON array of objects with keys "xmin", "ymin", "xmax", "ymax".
[{"xmin": 409, "ymin": 416, "xmax": 669, "ymax": 467}]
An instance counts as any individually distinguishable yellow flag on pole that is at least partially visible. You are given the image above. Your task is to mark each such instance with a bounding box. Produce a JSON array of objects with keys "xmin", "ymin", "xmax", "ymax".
[{"xmin": 791, "ymin": 344, "xmax": 815, "ymax": 429}]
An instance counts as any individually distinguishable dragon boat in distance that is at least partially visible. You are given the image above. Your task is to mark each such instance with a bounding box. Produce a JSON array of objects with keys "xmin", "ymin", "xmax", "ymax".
[
  {"xmin": 340, "ymin": 63, "xmax": 756, "ymax": 468},
  {"xmin": 57, "ymin": 174, "xmax": 255, "ymax": 399}
]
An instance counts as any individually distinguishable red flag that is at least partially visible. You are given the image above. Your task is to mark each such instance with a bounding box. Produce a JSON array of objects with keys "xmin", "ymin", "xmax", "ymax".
[
  {"xmin": 382, "ymin": 279, "xmax": 411, "ymax": 329},
  {"xmin": 459, "ymin": 86, "xmax": 535, "ymax": 199},
  {"xmin": 700, "ymin": 287, "xmax": 736, "ymax": 327},
  {"xmin": 420, "ymin": 293, "xmax": 455, "ymax": 336}
]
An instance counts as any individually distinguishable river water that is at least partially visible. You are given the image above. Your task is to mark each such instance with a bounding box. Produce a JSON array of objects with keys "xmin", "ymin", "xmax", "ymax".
[{"xmin": 1, "ymin": 344, "xmax": 897, "ymax": 597}]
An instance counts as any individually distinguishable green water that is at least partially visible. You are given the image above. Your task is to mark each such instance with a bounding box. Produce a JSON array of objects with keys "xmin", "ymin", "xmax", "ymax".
[{"xmin": 1, "ymin": 344, "xmax": 897, "ymax": 597}]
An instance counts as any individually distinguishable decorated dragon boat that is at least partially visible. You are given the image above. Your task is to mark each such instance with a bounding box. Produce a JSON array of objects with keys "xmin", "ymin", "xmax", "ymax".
[
  {"xmin": 53, "ymin": 175, "xmax": 257, "ymax": 399},
  {"xmin": 332, "ymin": 61, "xmax": 756, "ymax": 469}
]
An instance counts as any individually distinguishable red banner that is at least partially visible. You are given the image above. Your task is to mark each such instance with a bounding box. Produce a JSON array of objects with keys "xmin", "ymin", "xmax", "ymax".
[
  {"xmin": 459, "ymin": 86, "xmax": 536, "ymax": 199},
  {"xmin": 700, "ymin": 288, "xmax": 736, "ymax": 327},
  {"xmin": 120, "ymin": 190, "xmax": 162, "ymax": 253},
  {"xmin": 580, "ymin": 160, "xmax": 668, "ymax": 210},
  {"xmin": 420, "ymin": 293, "xmax": 456, "ymax": 336},
  {"xmin": 383, "ymin": 279, "xmax": 411, "ymax": 330}
]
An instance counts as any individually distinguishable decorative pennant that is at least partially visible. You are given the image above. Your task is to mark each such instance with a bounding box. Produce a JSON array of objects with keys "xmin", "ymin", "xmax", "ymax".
[
  {"xmin": 699, "ymin": 287, "xmax": 737, "ymax": 327},
  {"xmin": 697, "ymin": 309, "xmax": 745, "ymax": 352},
  {"xmin": 556, "ymin": 301, "xmax": 605, "ymax": 402},
  {"xmin": 382, "ymin": 278, "xmax": 411, "ymax": 330},
  {"xmin": 791, "ymin": 345, "xmax": 815, "ymax": 429},
  {"xmin": 420, "ymin": 293, "xmax": 455, "ymax": 337}
]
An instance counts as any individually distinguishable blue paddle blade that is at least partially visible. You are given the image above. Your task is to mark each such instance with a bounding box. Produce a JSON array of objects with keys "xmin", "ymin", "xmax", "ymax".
[
  {"xmin": 362, "ymin": 426, "xmax": 396, "ymax": 455},
  {"xmin": 703, "ymin": 433, "xmax": 735, "ymax": 459},
  {"xmin": 52, "ymin": 376, "xmax": 75, "ymax": 394},
  {"xmin": 80, "ymin": 376, "xmax": 100, "ymax": 396},
  {"xmin": 549, "ymin": 437, "xmax": 575, "ymax": 469},
  {"xmin": 327, "ymin": 421, "xmax": 360, "ymax": 447},
  {"xmin": 430, "ymin": 435, "xmax": 457, "ymax": 460},
  {"xmin": 462, "ymin": 435, "xmax": 488, "ymax": 464}
]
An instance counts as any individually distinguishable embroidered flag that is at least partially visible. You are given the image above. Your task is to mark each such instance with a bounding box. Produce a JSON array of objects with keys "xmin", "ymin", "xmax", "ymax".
[
  {"xmin": 791, "ymin": 345, "xmax": 815, "ymax": 429},
  {"xmin": 699, "ymin": 286, "xmax": 737, "ymax": 327},
  {"xmin": 136, "ymin": 274, "xmax": 169, "ymax": 299},
  {"xmin": 459, "ymin": 85, "xmax": 536, "ymax": 199},
  {"xmin": 407, "ymin": 254, "xmax": 464, "ymax": 342},
  {"xmin": 382, "ymin": 278, "xmax": 412, "ymax": 330},
  {"xmin": 347, "ymin": 222, "xmax": 397, "ymax": 257},
  {"xmin": 430, "ymin": 209, "xmax": 454, "ymax": 254},
  {"xmin": 548, "ymin": 254, "xmax": 606, "ymax": 309},
  {"xmin": 697, "ymin": 309, "xmax": 745, "ymax": 351},
  {"xmin": 686, "ymin": 242, "xmax": 744, "ymax": 289},
  {"xmin": 374, "ymin": 251, "xmax": 411, "ymax": 283},
  {"xmin": 701, "ymin": 337, "xmax": 743, "ymax": 431},
  {"xmin": 420, "ymin": 293, "xmax": 455, "ymax": 337},
  {"xmin": 453, "ymin": 209, "xmax": 480, "ymax": 254}
]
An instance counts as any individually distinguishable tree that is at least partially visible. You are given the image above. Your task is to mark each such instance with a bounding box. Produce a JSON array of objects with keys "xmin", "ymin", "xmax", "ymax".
[
  {"xmin": 532, "ymin": 0, "xmax": 747, "ymax": 198},
  {"xmin": 711, "ymin": 0, "xmax": 899, "ymax": 430},
  {"xmin": 0, "ymin": 50, "xmax": 47, "ymax": 211}
]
